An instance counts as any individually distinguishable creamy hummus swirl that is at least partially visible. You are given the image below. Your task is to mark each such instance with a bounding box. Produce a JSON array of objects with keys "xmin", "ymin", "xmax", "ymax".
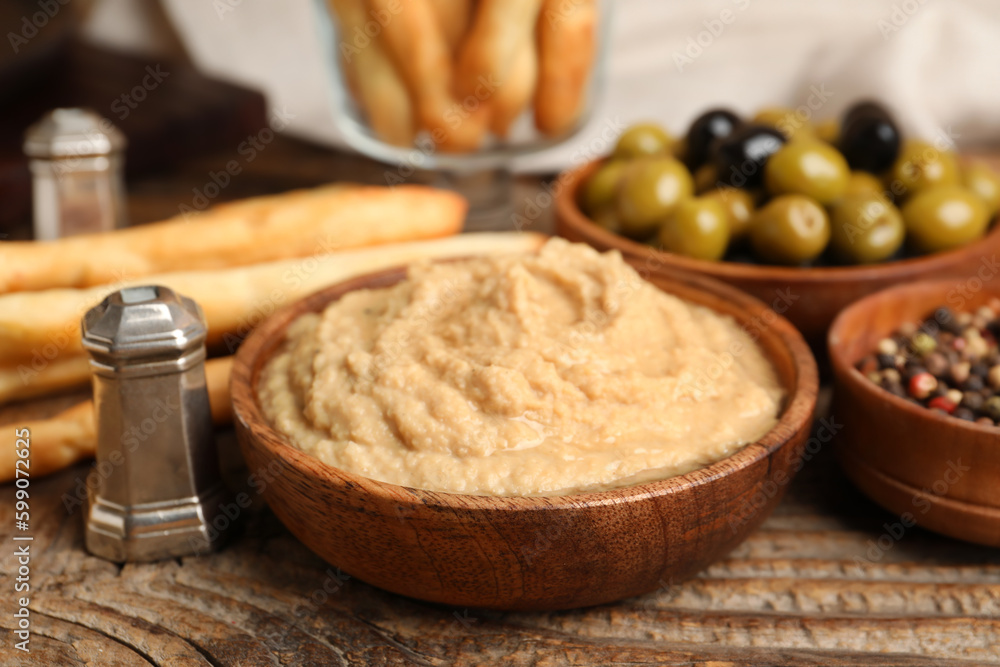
[{"xmin": 259, "ymin": 239, "xmax": 783, "ymax": 496}]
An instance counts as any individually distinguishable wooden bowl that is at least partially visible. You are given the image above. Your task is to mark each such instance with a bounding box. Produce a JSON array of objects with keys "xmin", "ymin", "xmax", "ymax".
[
  {"xmin": 231, "ymin": 263, "xmax": 818, "ymax": 610},
  {"xmin": 829, "ymin": 279, "xmax": 1000, "ymax": 547},
  {"xmin": 556, "ymin": 160, "xmax": 1000, "ymax": 350}
]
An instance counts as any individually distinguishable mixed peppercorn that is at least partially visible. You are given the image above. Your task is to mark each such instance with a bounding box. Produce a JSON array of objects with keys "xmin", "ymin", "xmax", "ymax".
[{"xmin": 856, "ymin": 300, "xmax": 1000, "ymax": 426}]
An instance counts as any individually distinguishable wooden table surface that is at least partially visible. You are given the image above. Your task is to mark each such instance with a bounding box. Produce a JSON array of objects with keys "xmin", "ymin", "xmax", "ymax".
[{"xmin": 2, "ymin": 138, "xmax": 999, "ymax": 667}]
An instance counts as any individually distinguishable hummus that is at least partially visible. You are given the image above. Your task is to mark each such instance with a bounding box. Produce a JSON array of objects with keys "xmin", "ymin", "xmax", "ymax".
[{"xmin": 259, "ymin": 239, "xmax": 783, "ymax": 496}]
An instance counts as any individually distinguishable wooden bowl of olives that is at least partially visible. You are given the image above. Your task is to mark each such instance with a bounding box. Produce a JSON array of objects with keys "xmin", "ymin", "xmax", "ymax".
[
  {"xmin": 556, "ymin": 101, "xmax": 1000, "ymax": 349},
  {"xmin": 828, "ymin": 280, "xmax": 1000, "ymax": 547}
]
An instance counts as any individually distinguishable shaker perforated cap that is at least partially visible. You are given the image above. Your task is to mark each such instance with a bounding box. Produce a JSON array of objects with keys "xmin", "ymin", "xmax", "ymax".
[
  {"xmin": 81, "ymin": 285, "xmax": 207, "ymax": 365},
  {"xmin": 23, "ymin": 107, "xmax": 127, "ymax": 158}
]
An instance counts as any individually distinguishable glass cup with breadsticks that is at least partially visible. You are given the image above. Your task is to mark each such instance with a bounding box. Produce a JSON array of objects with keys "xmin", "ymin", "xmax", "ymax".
[{"xmin": 317, "ymin": 0, "xmax": 610, "ymax": 226}]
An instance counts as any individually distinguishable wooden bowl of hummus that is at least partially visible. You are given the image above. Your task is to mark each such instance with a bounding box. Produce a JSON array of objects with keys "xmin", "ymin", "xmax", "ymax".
[
  {"xmin": 556, "ymin": 160, "xmax": 1000, "ymax": 353},
  {"xmin": 231, "ymin": 239, "xmax": 818, "ymax": 610}
]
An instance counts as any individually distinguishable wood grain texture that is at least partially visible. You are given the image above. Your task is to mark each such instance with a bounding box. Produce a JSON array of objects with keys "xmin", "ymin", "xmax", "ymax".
[
  {"xmin": 229, "ymin": 262, "xmax": 817, "ymax": 610},
  {"xmin": 2, "ymin": 426, "xmax": 1000, "ymax": 666},
  {"xmin": 555, "ymin": 158, "xmax": 1000, "ymax": 350},
  {"xmin": 829, "ymin": 278, "xmax": 1000, "ymax": 547}
]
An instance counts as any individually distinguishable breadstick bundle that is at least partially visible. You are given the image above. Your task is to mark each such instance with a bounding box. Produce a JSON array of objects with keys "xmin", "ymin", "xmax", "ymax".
[
  {"xmin": 0, "ymin": 214, "xmax": 546, "ymax": 482},
  {"xmin": 0, "ymin": 184, "xmax": 470, "ymax": 403},
  {"xmin": 327, "ymin": 0, "xmax": 599, "ymax": 152}
]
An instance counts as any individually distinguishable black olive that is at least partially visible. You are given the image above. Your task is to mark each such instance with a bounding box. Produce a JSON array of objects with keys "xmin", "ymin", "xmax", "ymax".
[
  {"xmin": 842, "ymin": 100, "xmax": 891, "ymax": 129},
  {"xmin": 837, "ymin": 101, "xmax": 901, "ymax": 173},
  {"xmin": 685, "ymin": 108, "xmax": 742, "ymax": 170},
  {"xmin": 712, "ymin": 124, "xmax": 786, "ymax": 189}
]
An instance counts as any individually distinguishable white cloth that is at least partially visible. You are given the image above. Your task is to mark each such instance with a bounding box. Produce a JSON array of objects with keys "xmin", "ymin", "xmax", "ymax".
[{"xmin": 104, "ymin": 0, "xmax": 1000, "ymax": 172}]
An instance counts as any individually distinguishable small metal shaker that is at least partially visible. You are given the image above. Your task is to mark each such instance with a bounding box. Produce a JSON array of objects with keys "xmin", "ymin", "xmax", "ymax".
[
  {"xmin": 82, "ymin": 285, "xmax": 232, "ymax": 562},
  {"xmin": 24, "ymin": 108, "xmax": 128, "ymax": 240}
]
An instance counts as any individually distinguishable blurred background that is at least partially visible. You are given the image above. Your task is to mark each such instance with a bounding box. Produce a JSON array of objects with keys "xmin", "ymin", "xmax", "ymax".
[{"xmin": 2, "ymin": 0, "xmax": 999, "ymax": 232}]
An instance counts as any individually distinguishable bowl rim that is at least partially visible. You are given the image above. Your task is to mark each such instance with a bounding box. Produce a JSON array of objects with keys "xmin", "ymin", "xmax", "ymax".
[
  {"xmin": 827, "ymin": 277, "xmax": 1000, "ymax": 436},
  {"xmin": 231, "ymin": 258, "xmax": 818, "ymax": 511},
  {"xmin": 556, "ymin": 160, "xmax": 1000, "ymax": 284}
]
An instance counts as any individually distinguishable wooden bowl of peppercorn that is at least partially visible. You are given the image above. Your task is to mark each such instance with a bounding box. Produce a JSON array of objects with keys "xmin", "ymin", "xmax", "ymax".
[{"xmin": 829, "ymin": 279, "xmax": 1000, "ymax": 547}]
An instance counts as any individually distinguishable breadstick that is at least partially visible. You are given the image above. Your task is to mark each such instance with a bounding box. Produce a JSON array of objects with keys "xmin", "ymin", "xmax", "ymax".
[
  {"xmin": 328, "ymin": 0, "xmax": 362, "ymax": 105},
  {"xmin": 0, "ymin": 357, "xmax": 234, "ymax": 483},
  {"xmin": 490, "ymin": 38, "xmax": 538, "ymax": 138},
  {"xmin": 0, "ymin": 184, "xmax": 465, "ymax": 295},
  {"xmin": 429, "ymin": 76, "xmax": 493, "ymax": 153},
  {"xmin": 534, "ymin": 0, "xmax": 597, "ymax": 137},
  {"xmin": 356, "ymin": 37, "xmax": 416, "ymax": 147},
  {"xmin": 368, "ymin": 0, "xmax": 489, "ymax": 152},
  {"xmin": 427, "ymin": 0, "xmax": 472, "ymax": 54},
  {"xmin": 0, "ymin": 232, "xmax": 549, "ymax": 403},
  {"xmin": 204, "ymin": 355, "xmax": 234, "ymax": 425},
  {"xmin": 0, "ymin": 356, "xmax": 91, "ymax": 406},
  {"xmin": 366, "ymin": 0, "xmax": 452, "ymax": 124},
  {"xmin": 455, "ymin": 0, "xmax": 543, "ymax": 99},
  {"xmin": 339, "ymin": 51, "xmax": 362, "ymax": 105},
  {"xmin": 2, "ymin": 401, "xmax": 95, "ymax": 484},
  {"xmin": 427, "ymin": 96, "xmax": 493, "ymax": 154},
  {"xmin": 329, "ymin": 0, "xmax": 415, "ymax": 146}
]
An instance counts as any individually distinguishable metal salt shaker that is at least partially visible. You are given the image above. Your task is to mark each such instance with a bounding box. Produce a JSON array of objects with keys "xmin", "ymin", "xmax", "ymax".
[
  {"xmin": 24, "ymin": 107, "xmax": 128, "ymax": 240},
  {"xmin": 82, "ymin": 285, "xmax": 232, "ymax": 562}
]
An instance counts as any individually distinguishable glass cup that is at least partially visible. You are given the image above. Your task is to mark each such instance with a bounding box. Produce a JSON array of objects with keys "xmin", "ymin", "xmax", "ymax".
[{"xmin": 314, "ymin": 0, "xmax": 611, "ymax": 228}]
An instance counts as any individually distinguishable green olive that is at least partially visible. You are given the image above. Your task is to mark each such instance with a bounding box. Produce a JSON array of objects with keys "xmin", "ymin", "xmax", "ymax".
[
  {"xmin": 888, "ymin": 140, "xmax": 960, "ymax": 199},
  {"xmin": 749, "ymin": 194, "xmax": 831, "ymax": 265},
  {"xmin": 843, "ymin": 171, "xmax": 886, "ymax": 198},
  {"xmin": 764, "ymin": 140, "xmax": 850, "ymax": 204},
  {"xmin": 658, "ymin": 197, "xmax": 730, "ymax": 261},
  {"xmin": 901, "ymin": 185, "xmax": 990, "ymax": 253},
  {"xmin": 693, "ymin": 163, "xmax": 719, "ymax": 194},
  {"xmin": 580, "ymin": 160, "xmax": 627, "ymax": 215},
  {"xmin": 702, "ymin": 187, "xmax": 755, "ymax": 239},
  {"xmin": 753, "ymin": 107, "xmax": 814, "ymax": 140},
  {"xmin": 815, "ymin": 119, "xmax": 839, "ymax": 145},
  {"xmin": 962, "ymin": 161, "xmax": 1000, "ymax": 219},
  {"xmin": 613, "ymin": 123, "xmax": 674, "ymax": 159},
  {"xmin": 615, "ymin": 157, "xmax": 693, "ymax": 238},
  {"xmin": 829, "ymin": 194, "xmax": 905, "ymax": 264}
]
